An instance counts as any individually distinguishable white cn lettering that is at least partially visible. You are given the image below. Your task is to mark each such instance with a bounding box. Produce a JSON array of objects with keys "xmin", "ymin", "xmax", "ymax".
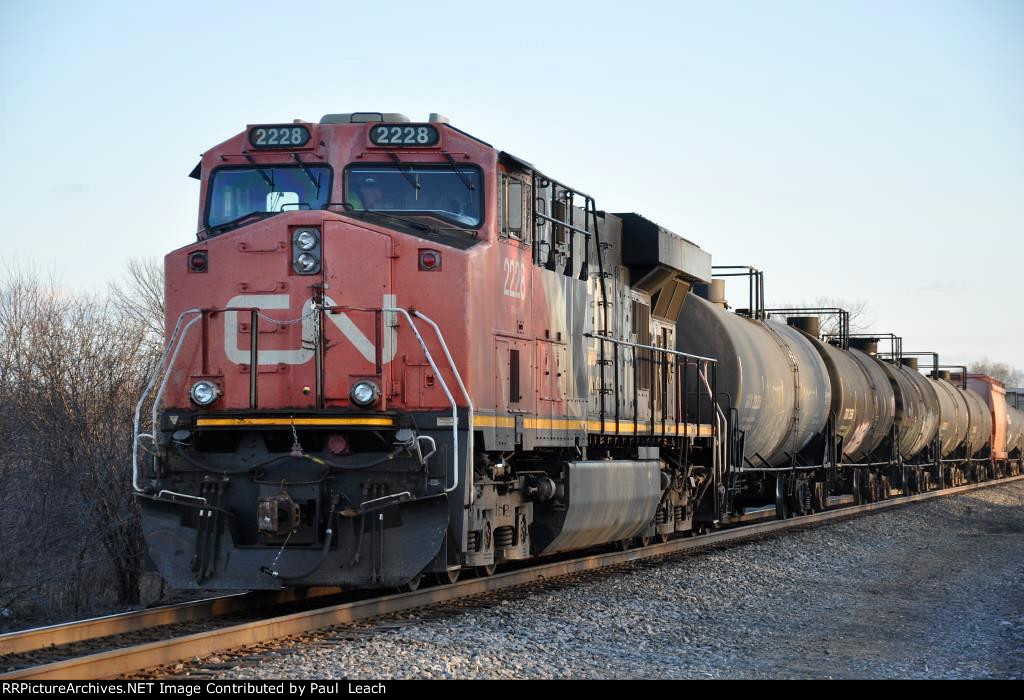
[
  {"xmin": 223, "ymin": 294, "xmax": 397, "ymax": 366},
  {"xmin": 321, "ymin": 293, "xmax": 397, "ymax": 365}
]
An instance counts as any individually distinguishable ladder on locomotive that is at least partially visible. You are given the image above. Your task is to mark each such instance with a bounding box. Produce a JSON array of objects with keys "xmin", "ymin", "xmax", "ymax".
[{"xmin": 530, "ymin": 173, "xmax": 601, "ymax": 281}]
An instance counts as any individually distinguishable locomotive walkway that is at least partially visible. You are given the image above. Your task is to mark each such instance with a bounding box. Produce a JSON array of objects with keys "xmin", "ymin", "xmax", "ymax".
[{"xmin": 2, "ymin": 475, "xmax": 1021, "ymax": 680}]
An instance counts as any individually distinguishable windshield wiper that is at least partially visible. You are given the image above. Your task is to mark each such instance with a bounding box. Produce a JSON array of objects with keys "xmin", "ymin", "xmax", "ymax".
[
  {"xmin": 291, "ymin": 153, "xmax": 322, "ymax": 195},
  {"xmin": 343, "ymin": 205, "xmax": 433, "ymax": 233},
  {"xmin": 443, "ymin": 151, "xmax": 475, "ymax": 193},
  {"xmin": 388, "ymin": 153, "xmax": 421, "ymax": 194},
  {"xmin": 210, "ymin": 210, "xmax": 275, "ymax": 235},
  {"xmin": 243, "ymin": 154, "xmax": 274, "ymax": 189}
]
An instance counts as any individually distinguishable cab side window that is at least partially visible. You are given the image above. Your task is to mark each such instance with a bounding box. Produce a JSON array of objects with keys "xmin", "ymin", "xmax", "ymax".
[{"xmin": 501, "ymin": 175, "xmax": 527, "ymax": 242}]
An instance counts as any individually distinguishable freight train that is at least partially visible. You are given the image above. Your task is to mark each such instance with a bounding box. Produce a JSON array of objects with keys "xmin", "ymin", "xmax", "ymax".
[{"xmin": 133, "ymin": 113, "xmax": 1024, "ymax": 591}]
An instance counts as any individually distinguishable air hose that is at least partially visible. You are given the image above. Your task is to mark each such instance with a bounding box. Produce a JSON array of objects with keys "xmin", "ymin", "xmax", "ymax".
[{"xmin": 260, "ymin": 493, "xmax": 340, "ymax": 582}]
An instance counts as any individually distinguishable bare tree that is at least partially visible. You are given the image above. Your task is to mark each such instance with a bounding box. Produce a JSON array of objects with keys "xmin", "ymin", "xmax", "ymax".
[
  {"xmin": 109, "ymin": 257, "xmax": 164, "ymax": 347},
  {"xmin": 769, "ymin": 296, "xmax": 873, "ymax": 336},
  {"xmin": 0, "ymin": 263, "xmax": 160, "ymax": 619},
  {"xmin": 969, "ymin": 359, "xmax": 1024, "ymax": 388}
]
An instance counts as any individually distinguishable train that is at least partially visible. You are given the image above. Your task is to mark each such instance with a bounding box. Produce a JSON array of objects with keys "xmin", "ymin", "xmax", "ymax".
[{"xmin": 133, "ymin": 113, "xmax": 1024, "ymax": 591}]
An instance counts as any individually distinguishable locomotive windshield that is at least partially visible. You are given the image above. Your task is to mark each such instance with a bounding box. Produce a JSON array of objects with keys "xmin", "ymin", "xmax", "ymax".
[
  {"xmin": 206, "ymin": 165, "xmax": 332, "ymax": 231},
  {"xmin": 346, "ymin": 165, "xmax": 482, "ymax": 228}
]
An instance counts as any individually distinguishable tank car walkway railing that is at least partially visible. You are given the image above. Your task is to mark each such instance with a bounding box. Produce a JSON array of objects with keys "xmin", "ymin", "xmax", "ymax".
[{"xmin": 713, "ymin": 266, "xmax": 765, "ymax": 319}]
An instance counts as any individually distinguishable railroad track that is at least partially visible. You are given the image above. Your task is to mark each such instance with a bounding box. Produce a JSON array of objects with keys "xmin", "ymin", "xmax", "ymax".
[{"xmin": 3, "ymin": 475, "xmax": 1020, "ymax": 680}]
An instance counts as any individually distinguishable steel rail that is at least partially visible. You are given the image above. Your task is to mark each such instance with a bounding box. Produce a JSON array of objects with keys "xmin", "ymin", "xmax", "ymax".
[
  {"xmin": 0, "ymin": 588, "xmax": 345, "ymax": 656},
  {"xmin": 5, "ymin": 475, "xmax": 1021, "ymax": 680}
]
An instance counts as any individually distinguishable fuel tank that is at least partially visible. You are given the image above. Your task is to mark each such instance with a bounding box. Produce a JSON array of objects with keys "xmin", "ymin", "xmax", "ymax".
[
  {"xmin": 929, "ymin": 374, "xmax": 970, "ymax": 457},
  {"xmin": 676, "ymin": 296, "xmax": 831, "ymax": 467}
]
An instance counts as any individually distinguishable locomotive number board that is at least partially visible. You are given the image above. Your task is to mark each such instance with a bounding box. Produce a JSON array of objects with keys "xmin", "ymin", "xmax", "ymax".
[
  {"xmin": 248, "ymin": 125, "xmax": 312, "ymax": 149},
  {"xmin": 369, "ymin": 124, "xmax": 440, "ymax": 147}
]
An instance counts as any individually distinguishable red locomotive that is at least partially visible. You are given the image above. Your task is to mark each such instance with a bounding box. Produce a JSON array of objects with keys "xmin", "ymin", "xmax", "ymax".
[
  {"xmin": 136, "ymin": 113, "xmax": 718, "ymax": 590},
  {"xmin": 135, "ymin": 113, "xmax": 1022, "ymax": 592}
]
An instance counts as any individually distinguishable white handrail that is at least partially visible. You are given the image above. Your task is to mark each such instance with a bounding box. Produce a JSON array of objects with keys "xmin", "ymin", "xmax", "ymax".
[
  {"xmin": 132, "ymin": 308, "xmax": 201, "ymax": 494},
  {"xmin": 411, "ymin": 310, "xmax": 475, "ymax": 505},
  {"xmin": 135, "ymin": 305, "xmax": 469, "ymax": 504},
  {"xmin": 383, "ymin": 307, "xmax": 461, "ymax": 495}
]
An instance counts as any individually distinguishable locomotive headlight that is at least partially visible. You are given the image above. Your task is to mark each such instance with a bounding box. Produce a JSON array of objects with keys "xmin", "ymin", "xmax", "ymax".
[
  {"xmin": 295, "ymin": 229, "xmax": 319, "ymax": 251},
  {"xmin": 190, "ymin": 380, "xmax": 220, "ymax": 407},
  {"xmin": 296, "ymin": 252, "xmax": 319, "ymax": 273},
  {"xmin": 349, "ymin": 380, "xmax": 380, "ymax": 407},
  {"xmin": 292, "ymin": 228, "xmax": 321, "ymax": 274}
]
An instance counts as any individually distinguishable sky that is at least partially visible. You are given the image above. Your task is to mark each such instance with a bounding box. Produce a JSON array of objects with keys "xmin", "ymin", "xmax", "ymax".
[{"xmin": 1, "ymin": 0, "xmax": 1021, "ymax": 370}]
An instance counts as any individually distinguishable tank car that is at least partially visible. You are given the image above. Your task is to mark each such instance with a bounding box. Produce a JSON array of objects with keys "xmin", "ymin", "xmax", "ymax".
[
  {"xmin": 675, "ymin": 282, "xmax": 1009, "ymax": 512},
  {"xmin": 134, "ymin": 112, "xmax": 720, "ymax": 590},
  {"xmin": 967, "ymin": 375, "xmax": 1018, "ymax": 479},
  {"xmin": 675, "ymin": 287, "xmax": 834, "ymax": 517},
  {"xmin": 885, "ymin": 357, "xmax": 943, "ymax": 491}
]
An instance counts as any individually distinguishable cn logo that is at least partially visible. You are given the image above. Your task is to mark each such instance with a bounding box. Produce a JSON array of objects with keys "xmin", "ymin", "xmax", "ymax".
[{"xmin": 223, "ymin": 294, "xmax": 397, "ymax": 366}]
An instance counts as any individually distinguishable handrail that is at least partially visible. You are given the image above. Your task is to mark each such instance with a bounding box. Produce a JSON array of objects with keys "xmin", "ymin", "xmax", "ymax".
[
  {"xmin": 533, "ymin": 211, "xmax": 593, "ymax": 238},
  {"xmin": 585, "ymin": 331, "xmax": 721, "ymax": 450},
  {"xmin": 382, "ymin": 307, "xmax": 462, "ymax": 496},
  {"xmin": 409, "ymin": 310, "xmax": 475, "ymax": 506},
  {"xmin": 133, "ymin": 308, "xmax": 202, "ymax": 499},
  {"xmin": 133, "ymin": 304, "xmax": 305, "ymax": 494},
  {"xmin": 583, "ymin": 332, "xmax": 718, "ymax": 364},
  {"xmin": 697, "ymin": 364, "xmax": 727, "ymax": 484},
  {"xmin": 134, "ymin": 302, "xmax": 468, "ymax": 507}
]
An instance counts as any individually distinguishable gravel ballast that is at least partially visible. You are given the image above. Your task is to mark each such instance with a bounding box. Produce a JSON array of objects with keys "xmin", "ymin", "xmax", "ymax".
[{"xmin": 187, "ymin": 481, "xmax": 1024, "ymax": 679}]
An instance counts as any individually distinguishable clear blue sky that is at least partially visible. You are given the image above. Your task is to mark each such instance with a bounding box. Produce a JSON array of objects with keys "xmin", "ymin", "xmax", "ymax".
[{"xmin": 1, "ymin": 0, "xmax": 1021, "ymax": 370}]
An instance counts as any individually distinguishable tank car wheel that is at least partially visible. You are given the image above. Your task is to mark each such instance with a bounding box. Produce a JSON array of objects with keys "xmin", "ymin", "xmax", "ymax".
[
  {"xmin": 851, "ymin": 469, "xmax": 863, "ymax": 505},
  {"xmin": 864, "ymin": 473, "xmax": 876, "ymax": 503},
  {"xmin": 789, "ymin": 479, "xmax": 812, "ymax": 516},
  {"xmin": 774, "ymin": 476, "xmax": 790, "ymax": 520},
  {"xmin": 475, "ymin": 563, "xmax": 497, "ymax": 577},
  {"xmin": 434, "ymin": 568, "xmax": 461, "ymax": 586},
  {"xmin": 813, "ymin": 482, "xmax": 827, "ymax": 512},
  {"xmin": 908, "ymin": 470, "xmax": 919, "ymax": 495},
  {"xmin": 658, "ymin": 533, "xmax": 671, "ymax": 544},
  {"xmin": 399, "ymin": 573, "xmax": 423, "ymax": 593},
  {"xmin": 637, "ymin": 535, "xmax": 652, "ymax": 548}
]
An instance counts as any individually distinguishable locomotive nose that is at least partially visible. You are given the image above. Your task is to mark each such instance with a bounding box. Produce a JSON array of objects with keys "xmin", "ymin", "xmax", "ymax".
[{"xmin": 161, "ymin": 216, "xmax": 328, "ymax": 412}]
